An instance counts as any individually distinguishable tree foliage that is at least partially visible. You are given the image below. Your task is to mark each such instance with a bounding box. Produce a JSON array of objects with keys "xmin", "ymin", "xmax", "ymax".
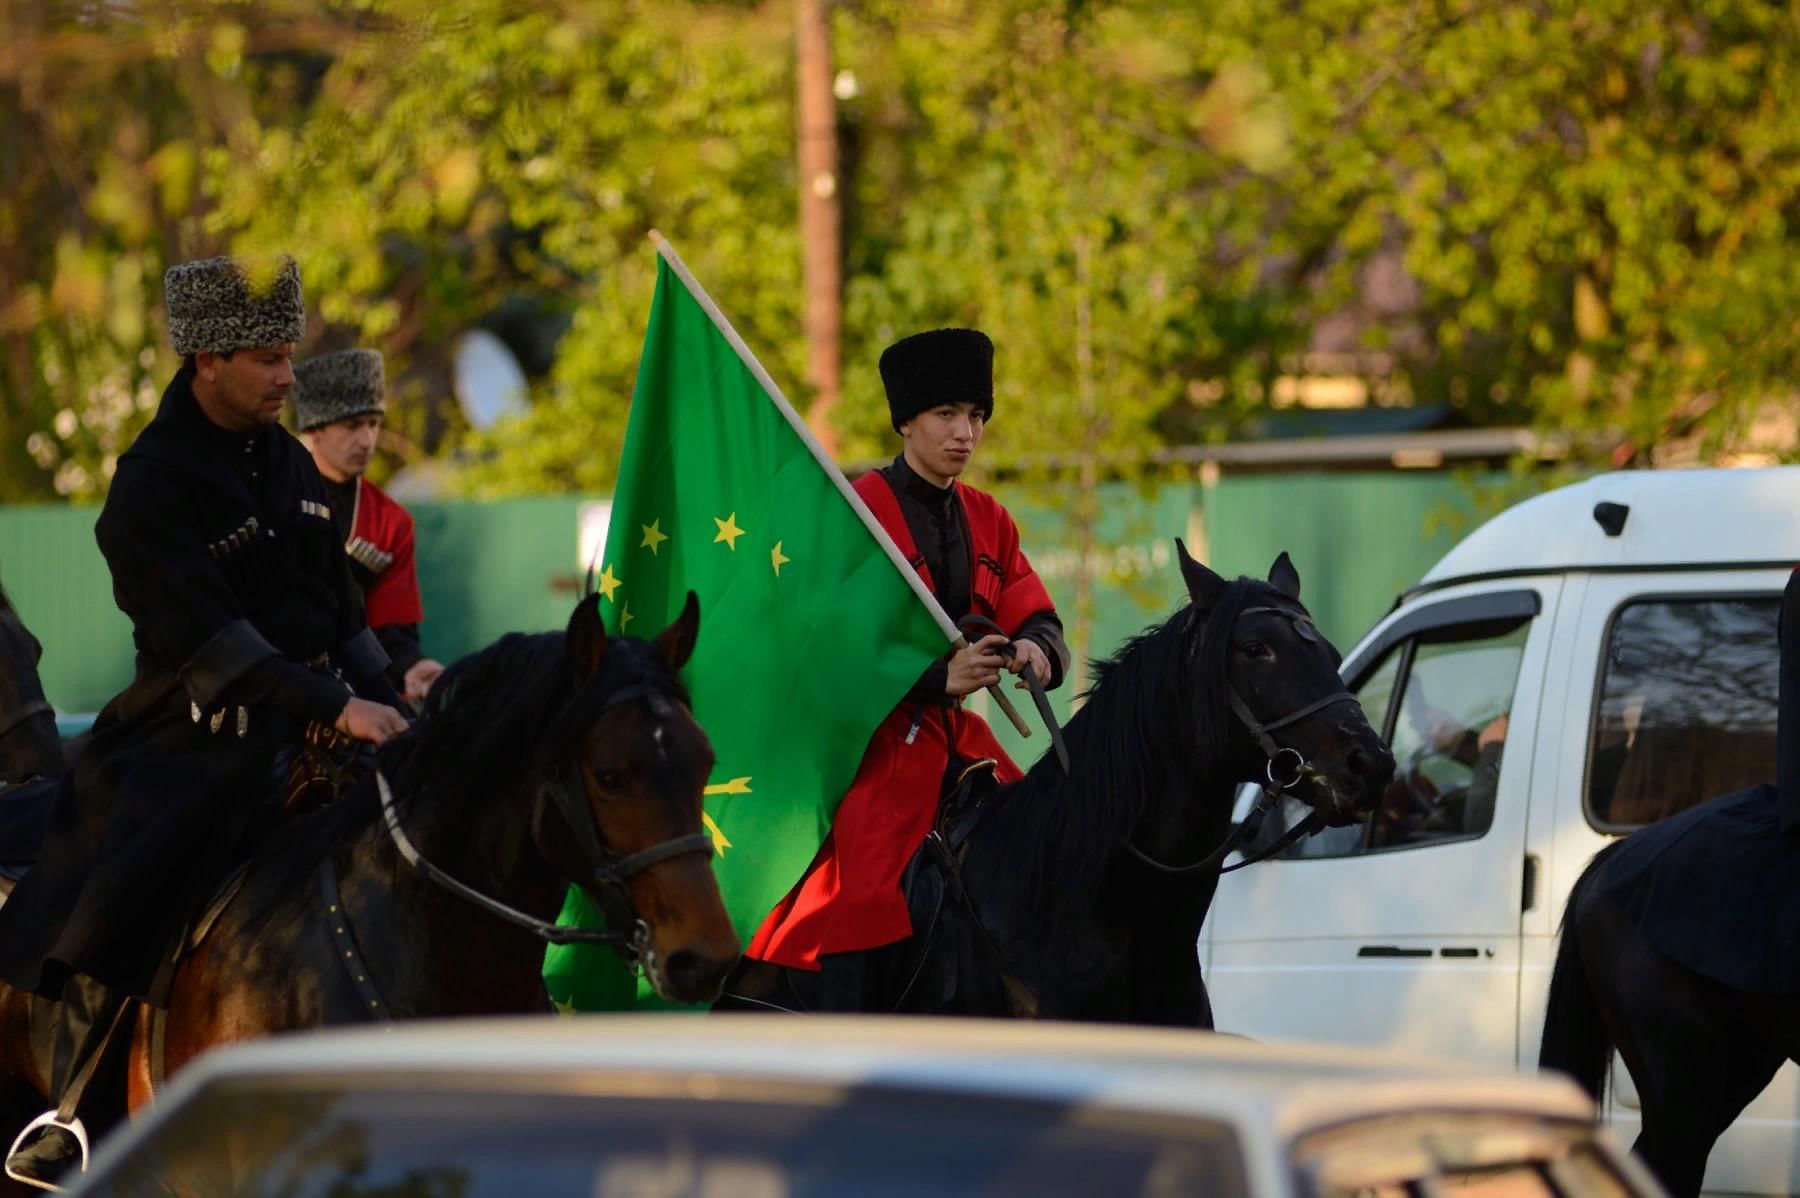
[{"xmin": 0, "ymin": 0, "xmax": 1793, "ymax": 505}]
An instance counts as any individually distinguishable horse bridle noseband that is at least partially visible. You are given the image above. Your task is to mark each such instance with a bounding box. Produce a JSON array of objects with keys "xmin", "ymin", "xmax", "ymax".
[
  {"xmin": 1122, "ymin": 602, "xmax": 1357, "ymax": 876},
  {"xmin": 377, "ymin": 646, "xmax": 713, "ymax": 975}
]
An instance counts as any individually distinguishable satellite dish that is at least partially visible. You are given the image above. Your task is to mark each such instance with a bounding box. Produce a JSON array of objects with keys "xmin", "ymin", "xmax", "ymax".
[{"xmin": 452, "ymin": 329, "xmax": 529, "ymax": 431}]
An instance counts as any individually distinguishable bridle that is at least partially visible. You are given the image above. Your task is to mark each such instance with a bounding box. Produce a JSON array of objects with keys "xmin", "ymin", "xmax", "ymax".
[
  {"xmin": 377, "ymin": 641, "xmax": 713, "ymax": 975},
  {"xmin": 1122, "ymin": 601, "xmax": 1358, "ymax": 876}
]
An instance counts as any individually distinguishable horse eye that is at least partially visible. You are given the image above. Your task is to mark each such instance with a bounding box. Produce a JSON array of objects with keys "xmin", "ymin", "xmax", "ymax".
[
  {"xmin": 1240, "ymin": 641, "xmax": 1270, "ymax": 659},
  {"xmin": 593, "ymin": 771, "xmax": 626, "ymax": 792}
]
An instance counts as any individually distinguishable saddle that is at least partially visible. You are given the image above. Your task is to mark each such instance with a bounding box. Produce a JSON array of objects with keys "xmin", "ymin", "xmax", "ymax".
[{"xmin": 894, "ymin": 756, "xmax": 1004, "ymax": 1008}]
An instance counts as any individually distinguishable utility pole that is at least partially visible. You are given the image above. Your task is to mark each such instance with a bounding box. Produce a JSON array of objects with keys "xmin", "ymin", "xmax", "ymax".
[{"xmin": 795, "ymin": 0, "xmax": 841, "ymax": 455}]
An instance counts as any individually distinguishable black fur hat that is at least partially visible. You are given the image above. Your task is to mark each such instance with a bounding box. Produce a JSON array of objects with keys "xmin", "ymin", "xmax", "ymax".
[{"xmin": 878, "ymin": 328, "xmax": 994, "ymax": 431}]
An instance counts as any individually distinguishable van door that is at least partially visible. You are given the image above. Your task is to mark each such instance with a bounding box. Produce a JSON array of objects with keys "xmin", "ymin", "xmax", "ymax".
[
  {"xmin": 1532, "ymin": 571, "xmax": 1797, "ymax": 1197},
  {"xmin": 1207, "ymin": 580, "xmax": 1562, "ymax": 1069}
]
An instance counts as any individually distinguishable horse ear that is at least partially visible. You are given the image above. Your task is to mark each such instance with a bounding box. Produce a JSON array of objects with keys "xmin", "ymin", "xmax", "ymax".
[
  {"xmin": 566, "ymin": 592, "xmax": 607, "ymax": 680},
  {"xmin": 655, "ymin": 591, "xmax": 701, "ymax": 672},
  {"xmin": 1176, "ymin": 538, "xmax": 1226, "ymax": 610},
  {"xmin": 1269, "ymin": 551, "xmax": 1301, "ymax": 601}
]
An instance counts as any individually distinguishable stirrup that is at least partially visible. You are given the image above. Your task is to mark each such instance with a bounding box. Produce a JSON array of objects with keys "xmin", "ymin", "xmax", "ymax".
[{"xmin": 5, "ymin": 1110, "xmax": 89, "ymax": 1192}]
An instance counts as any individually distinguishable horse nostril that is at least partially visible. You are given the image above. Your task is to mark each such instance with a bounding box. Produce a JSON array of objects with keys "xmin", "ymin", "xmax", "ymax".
[
  {"xmin": 1347, "ymin": 746, "xmax": 1375, "ymax": 777},
  {"xmin": 664, "ymin": 949, "xmax": 728, "ymax": 999},
  {"xmin": 665, "ymin": 950, "xmax": 700, "ymax": 987}
]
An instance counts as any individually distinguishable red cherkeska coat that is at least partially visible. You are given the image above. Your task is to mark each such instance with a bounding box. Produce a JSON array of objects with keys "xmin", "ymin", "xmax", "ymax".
[
  {"xmin": 344, "ymin": 477, "xmax": 423, "ymax": 630},
  {"xmin": 747, "ymin": 470, "xmax": 1056, "ymax": 970}
]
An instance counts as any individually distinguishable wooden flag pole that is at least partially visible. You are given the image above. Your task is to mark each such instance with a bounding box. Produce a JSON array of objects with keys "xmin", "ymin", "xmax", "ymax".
[{"xmin": 646, "ymin": 229, "xmax": 1034, "ymax": 738}]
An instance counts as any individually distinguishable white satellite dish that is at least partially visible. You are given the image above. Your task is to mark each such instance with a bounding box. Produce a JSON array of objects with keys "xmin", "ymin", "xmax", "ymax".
[{"xmin": 452, "ymin": 329, "xmax": 529, "ymax": 431}]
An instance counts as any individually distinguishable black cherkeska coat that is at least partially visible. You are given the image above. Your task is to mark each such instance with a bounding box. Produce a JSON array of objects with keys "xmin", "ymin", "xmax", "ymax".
[{"xmin": 0, "ymin": 367, "xmax": 400, "ymax": 1003}]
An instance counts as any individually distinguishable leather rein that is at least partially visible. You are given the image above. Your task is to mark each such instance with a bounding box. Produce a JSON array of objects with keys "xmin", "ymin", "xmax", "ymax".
[
  {"xmin": 376, "ymin": 648, "xmax": 712, "ymax": 975},
  {"xmin": 1121, "ymin": 602, "xmax": 1357, "ymax": 876}
]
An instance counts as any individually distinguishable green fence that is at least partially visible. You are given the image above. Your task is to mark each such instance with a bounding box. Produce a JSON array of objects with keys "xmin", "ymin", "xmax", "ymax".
[{"xmin": 0, "ymin": 472, "xmax": 1504, "ymax": 731}]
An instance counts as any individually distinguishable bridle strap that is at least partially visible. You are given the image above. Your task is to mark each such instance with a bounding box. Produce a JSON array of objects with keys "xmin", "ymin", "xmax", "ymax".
[
  {"xmin": 378, "ymin": 770, "xmax": 646, "ymax": 947},
  {"xmin": 1228, "ymin": 687, "xmax": 1357, "ymax": 759}
]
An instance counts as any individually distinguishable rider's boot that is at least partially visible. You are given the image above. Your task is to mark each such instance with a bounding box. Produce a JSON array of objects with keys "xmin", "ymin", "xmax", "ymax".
[{"xmin": 5, "ymin": 974, "xmax": 125, "ymax": 1191}]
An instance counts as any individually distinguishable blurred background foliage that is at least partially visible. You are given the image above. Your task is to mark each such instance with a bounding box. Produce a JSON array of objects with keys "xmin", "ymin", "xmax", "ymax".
[{"xmin": 0, "ymin": 0, "xmax": 1795, "ymax": 503}]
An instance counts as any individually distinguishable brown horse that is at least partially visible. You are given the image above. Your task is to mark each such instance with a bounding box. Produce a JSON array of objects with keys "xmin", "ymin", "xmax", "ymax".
[{"xmin": 0, "ymin": 592, "xmax": 738, "ymax": 1177}]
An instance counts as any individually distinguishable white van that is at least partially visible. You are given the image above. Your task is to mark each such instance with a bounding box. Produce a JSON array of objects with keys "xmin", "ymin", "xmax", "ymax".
[{"xmin": 1204, "ymin": 466, "xmax": 1800, "ymax": 1196}]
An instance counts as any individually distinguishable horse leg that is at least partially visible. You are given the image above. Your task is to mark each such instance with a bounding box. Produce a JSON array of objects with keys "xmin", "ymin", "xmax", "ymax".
[{"xmin": 1584, "ymin": 897, "xmax": 1783, "ymax": 1198}]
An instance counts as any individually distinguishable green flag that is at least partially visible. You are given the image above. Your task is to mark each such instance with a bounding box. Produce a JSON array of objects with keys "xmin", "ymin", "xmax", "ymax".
[{"xmin": 544, "ymin": 238, "xmax": 950, "ymax": 1011}]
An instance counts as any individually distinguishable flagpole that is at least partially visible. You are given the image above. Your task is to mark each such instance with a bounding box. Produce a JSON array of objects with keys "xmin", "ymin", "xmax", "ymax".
[{"xmin": 647, "ymin": 229, "xmax": 1033, "ymax": 739}]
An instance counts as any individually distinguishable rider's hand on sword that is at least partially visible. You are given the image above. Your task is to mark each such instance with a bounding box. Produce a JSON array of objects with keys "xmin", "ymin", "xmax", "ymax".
[
  {"xmin": 946, "ymin": 634, "xmax": 1009, "ymax": 697},
  {"xmin": 946, "ymin": 633, "xmax": 1051, "ymax": 698}
]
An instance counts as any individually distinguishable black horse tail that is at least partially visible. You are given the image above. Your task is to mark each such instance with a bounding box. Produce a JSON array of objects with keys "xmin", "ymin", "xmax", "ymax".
[{"xmin": 1538, "ymin": 839, "xmax": 1626, "ymax": 1103}]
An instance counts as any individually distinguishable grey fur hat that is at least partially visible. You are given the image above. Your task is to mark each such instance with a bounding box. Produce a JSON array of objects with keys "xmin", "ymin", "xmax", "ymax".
[
  {"xmin": 293, "ymin": 349, "xmax": 386, "ymax": 431},
  {"xmin": 164, "ymin": 255, "xmax": 306, "ymax": 357}
]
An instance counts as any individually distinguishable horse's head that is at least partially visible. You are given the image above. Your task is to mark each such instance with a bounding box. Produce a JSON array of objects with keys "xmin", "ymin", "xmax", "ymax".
[
  {"xmin": 1177, "ymin": 541, "xmax": 1393, "ymax": 826},
  {"xmin": 0, "ymin": 587, "xmax": 63, "ymax": 783},
  {"xmin": 541, "ymin": 592, "xmax": 739, "ymax": 1004}
]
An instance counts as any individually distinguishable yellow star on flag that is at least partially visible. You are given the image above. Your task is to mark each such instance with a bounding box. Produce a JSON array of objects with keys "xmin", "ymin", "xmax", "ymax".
[
  {"xmin": 596, "ymin": 563, "xmax": 621, "ymax": 600},
  {"xmin": 713, "ymin": 512, "xmax": 745, "ymax": 550},
  {"xmin": 619, "ymin": 603, "xmax": 634, "ymax": 630},
  {"xmin": 640, "ymin": 520, "xmax": 668, "ymax": 555},
  {"xmin": 702, "ymin": 812, "xmax": 733, "ymax": 856},
  {"xmin": 771, "ymin": 541, "xmax": 790, "ymax": 577},
  {"xmin": 552, "ymin": 995, "xmax": 578, "ymax": 1017}
]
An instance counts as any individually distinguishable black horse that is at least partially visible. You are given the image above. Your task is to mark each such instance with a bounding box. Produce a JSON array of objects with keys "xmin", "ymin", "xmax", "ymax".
[
  {"xmin": 720, "ymin": 542, "xmax": 1394, "ymax": 1023},
  {"xmin": 1539, "ymin": 795, "xmax": 1800, "ymax": 1198},
  {"xmin": 0, "ymin": 592, "xmax": 741, "ymax": 1140}
]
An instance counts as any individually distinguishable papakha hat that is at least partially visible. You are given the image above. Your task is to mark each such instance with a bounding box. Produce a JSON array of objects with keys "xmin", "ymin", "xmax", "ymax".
[
  {"xmin": 878, "ymin": 328, "xmax": 995, "ymax": 432},
  {"xmin": 164, "ymin": 255, "xmax": 306, "ymax": 358},
  {"xmin": 292, "ymin": 348, "xmax": 386, "ymax": 432}
]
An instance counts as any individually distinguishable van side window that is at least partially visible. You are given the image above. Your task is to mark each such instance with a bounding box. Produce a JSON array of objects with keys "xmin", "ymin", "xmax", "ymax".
[
  {"xmin": 1284, "ymin": 616, "xmax": 1530, "ymax": 859},
  {"xmin": 1587, "ymin": 597, "xmax": 1777, "ymax": 829}
]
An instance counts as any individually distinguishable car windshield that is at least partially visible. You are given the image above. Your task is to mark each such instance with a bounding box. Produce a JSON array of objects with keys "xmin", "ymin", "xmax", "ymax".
[{"xmin": 74, "ymin": 1075, "xmax": 1246, "ymax": 1198}]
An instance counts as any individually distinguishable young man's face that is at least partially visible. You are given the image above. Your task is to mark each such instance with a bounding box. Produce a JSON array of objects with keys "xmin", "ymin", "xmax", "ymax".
[
  {"xmin": 308, "ymin": 413, "xmax": 383, "ymax": 483},
  {"xmin": 195, "ymin": 345, "xmax": 296, "ymax": 431},
  {"xmin": 899, "ymin": 401, "xmax": 986, "ymax": 487}
]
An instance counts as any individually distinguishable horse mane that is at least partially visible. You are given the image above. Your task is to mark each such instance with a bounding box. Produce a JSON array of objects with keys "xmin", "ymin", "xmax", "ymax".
[
  {"xmin": 378, "ymin": 630, "xmax": 580, "ymax": 801},
  {"xmin": 981, "ymin": 575, "xmax": 1268, "ymax": 919},
  {"xmin": 235, "ymin": 630, "xmax": 583, "ymax": 923}
]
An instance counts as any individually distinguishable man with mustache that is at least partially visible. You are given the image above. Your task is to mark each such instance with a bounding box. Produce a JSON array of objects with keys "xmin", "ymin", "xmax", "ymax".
[
  {"xmin": 294, "ymin": 349, "xmax": 444, "ymax": 707},
  {"xmin": 0, "ymin": 256, "xmax": 407, "ymax": 1187}
]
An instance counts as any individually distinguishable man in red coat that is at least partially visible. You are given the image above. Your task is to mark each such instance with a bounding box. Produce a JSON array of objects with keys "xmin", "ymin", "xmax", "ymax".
[
  {"xmin": 744, "ymin": 327, "xmax": 1070, "ymax": 1008},
  {"xmin": 293, "ymin": 349, "xmax": 445, "ymax": 705}
]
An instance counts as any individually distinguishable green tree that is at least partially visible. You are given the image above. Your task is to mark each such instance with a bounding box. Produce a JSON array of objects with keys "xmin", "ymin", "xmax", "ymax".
[{"xmin": 1202, "ymin": 0, "xmax": 1800, "ymax": 457}]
